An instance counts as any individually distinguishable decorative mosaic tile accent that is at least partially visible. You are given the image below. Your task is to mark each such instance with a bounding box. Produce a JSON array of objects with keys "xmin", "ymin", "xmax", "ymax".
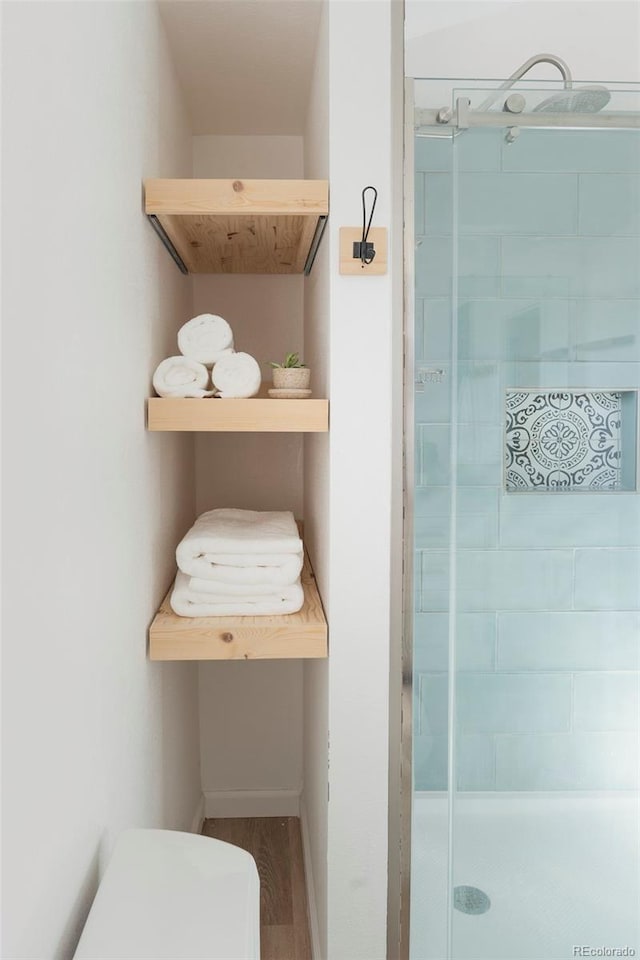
[{"xmin": 505, "ymin": 391, "xmax": 624, "ymax": 491}]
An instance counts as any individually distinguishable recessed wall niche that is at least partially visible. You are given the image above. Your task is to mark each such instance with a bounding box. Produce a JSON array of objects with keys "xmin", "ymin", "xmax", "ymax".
[{"xmin": 505, "ymin": 390, "xmax": 638, "ymax": 492}]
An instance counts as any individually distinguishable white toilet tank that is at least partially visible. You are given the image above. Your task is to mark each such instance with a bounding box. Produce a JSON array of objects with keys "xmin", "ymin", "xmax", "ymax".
[{"xmin": 73, "ymin": 829, "xmax": 260, "ymax": 960}]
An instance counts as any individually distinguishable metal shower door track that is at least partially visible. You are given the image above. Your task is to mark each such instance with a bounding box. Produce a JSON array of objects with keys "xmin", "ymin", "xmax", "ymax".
[{"xmin": 416, "ymin": 98, "xmax": 640, "ymax": 133}]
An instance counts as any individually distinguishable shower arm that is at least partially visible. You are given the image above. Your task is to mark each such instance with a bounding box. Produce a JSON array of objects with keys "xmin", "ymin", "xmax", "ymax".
[{"xmin": 474, "ymin": 54, "xmax": 573, "ymax": 113}]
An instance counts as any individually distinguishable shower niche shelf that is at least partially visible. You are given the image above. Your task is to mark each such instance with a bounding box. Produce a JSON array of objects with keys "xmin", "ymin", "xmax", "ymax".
[
  {"xmin": 149, "ymin": 548, "xmax": 328, "ymax": 661},
  {"xmin": 144, "ymin": 178, "xmax": 329, "ymax": 275},
  {"xmin": 147, "ymin": 395, "xmax": 329, "ymax": 432}
]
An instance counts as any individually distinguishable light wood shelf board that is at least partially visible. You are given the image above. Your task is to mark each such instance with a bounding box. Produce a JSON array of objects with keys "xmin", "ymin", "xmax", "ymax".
[
  {"xmin": 149, "ymin": 550, "xmax": 327, "ymax": 661},
  {"xmin": 144, "ymin": 179, "xmax": 329, "ymax": 275},
  {"xmin": 147, "ymin": 397, "xmax": 328, "ymax": 433},
  {"xmin": 144, "ymin": 179, "xmax": 328, "ymax": 217}
]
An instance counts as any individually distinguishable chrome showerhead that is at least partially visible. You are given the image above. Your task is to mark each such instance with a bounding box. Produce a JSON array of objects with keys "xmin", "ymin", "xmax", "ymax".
[{"xmin": 533, "ymin": 84, "xmax": 611, "ymax": 114}]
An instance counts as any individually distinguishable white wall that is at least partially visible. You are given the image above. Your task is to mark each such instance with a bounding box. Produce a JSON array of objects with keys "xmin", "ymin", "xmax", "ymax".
[
  {"xmin": 192, "ymin": 134, "xmax": 305, "ymax": 521},
  {"xmin": 191, "ymin": 135, "xmax": 307, "ymax": 811},
  {"xmin": 324, "ymin": 2, "xmax": 400, "ymax": 957},
  {"xmin": 406, "ymin": 1, "xmax": 640, "ymax": 84},
  {"xmin": 198, "ymin": 660, "xmax": 303, "ymax": 808},
  {"xmin": 301, "ymin": 4, "xmax": 404, "ymax": 957},
  {"xmin": 1, "ymin": 3, "xmax": 201, "ymax": 958}
]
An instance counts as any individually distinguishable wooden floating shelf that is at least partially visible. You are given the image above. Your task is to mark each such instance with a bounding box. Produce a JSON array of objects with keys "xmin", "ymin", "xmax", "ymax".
[
  {"xmin": 147, "ymin": 396, "xmax": 329, "ymax": 433},
  {"xmin": 149, "ymin": 550, "xmax": 327, "ymax": 661},
  {"xmin": 144, "ymin": 178, "xmax": 329, "ymax": 275}
]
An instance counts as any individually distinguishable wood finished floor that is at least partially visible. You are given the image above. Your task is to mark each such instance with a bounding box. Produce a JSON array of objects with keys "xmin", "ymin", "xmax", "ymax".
[{"xmin": 202, "ymin": 816, "xmax": 312, "ymax": 960}]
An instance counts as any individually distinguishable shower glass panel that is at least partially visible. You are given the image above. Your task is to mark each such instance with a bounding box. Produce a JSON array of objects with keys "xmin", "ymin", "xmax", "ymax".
[{"xmin": 409, "ymin": 79, "xmax": 640, "ymax": 960}]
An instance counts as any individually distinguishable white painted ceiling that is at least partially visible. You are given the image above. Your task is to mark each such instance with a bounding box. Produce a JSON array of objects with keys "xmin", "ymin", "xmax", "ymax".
[{"xmin": 159, "ymin": 0, "xmax": 323, "ymax": 135}]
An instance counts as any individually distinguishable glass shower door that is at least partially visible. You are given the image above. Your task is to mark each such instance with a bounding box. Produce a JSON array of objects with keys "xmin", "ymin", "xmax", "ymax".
[{"xmin": 410, "ymin": 80, "xmax": 640, "ymax": 960}]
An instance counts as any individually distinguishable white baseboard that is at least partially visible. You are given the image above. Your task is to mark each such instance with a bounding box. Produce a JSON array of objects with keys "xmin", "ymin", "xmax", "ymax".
[
  {"xmin": 203, "ymin": 789, "xmax": 301, "ymax": 819},
  {"xmin": 190, "ymin": 793, "xmax": 205, "ymax": 834},
  {"xmin": 300, "ymin": 799, "xmax": 321, "ymax": 960}
]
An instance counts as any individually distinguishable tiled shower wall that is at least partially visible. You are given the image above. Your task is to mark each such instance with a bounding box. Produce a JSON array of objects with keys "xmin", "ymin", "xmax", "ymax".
[{"xmin": 414, "ymin": 128, "xmax": 640, "ymax": 791}]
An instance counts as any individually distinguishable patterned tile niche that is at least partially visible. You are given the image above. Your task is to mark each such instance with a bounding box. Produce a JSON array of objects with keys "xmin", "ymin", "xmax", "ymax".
[{"xmin": 505, "ymin": 390, "xmax": 638, "ymax": 492}]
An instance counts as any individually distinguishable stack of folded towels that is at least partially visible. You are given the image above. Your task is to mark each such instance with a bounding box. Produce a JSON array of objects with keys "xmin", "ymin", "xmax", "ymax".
[
  {"xmin": 152, "ymin": 313, "xmax": 262, "ymax": 399},
  {"xmin": 170, "ymin": 508, "xmax": 305, "ymax": 617}
]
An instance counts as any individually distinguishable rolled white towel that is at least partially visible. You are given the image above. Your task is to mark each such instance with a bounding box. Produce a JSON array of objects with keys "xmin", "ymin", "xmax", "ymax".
[
  {"xmin": 211, "ymin": 352, "xmax": 262, "ymax": 399},
  {"xmin": 170, "ymin": 571, "xmax": 304, "ymax": 617},
  {"xmin": 152, "ymin": 356, "xmax": 214, "ymax": 398},
  {"xmin": 178, "ymin": 314, "xmax": 234, "ymax": 366}
]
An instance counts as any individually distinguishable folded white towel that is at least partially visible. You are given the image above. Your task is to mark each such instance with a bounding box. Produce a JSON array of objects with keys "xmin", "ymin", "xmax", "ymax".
[
  {"xmin": 178, "ymin": 314, "xmax": 234, "ymax": 366},
  {"xmin": 187, "ymin": 553, "xmax": 303, "ymax": 587},
  {"xmin": 178, "ymin": 508, "xmax": 301, "ymax": 558},
  {"xmin": 176, "ymin": 508, "xmax": 303, "ymax": 582},
  {"xmin": 211, "ymin": 352, "xmax": 261, "ymax": 399},
  {"xmin": 152, "ymin": 356, "xmax": 214, "ymax": 398},
  {"xmin": 170, "ymin": 571, "xmax": 304, "ymax": 617},
  {"xmin": 187, "ymin": 575, "xmax": 301, "ymax": 597}
]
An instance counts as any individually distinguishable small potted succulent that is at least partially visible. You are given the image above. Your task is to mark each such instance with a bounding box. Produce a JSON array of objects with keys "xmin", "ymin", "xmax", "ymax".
[{"xmin": 268, "ymin": 352, "xmax": 311, "ymax": 391}]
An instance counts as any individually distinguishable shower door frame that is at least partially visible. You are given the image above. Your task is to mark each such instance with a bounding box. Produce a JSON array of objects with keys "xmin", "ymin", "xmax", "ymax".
[
  {"xmin": 399, "ymin": 76, "xmax": 640, "ymax": 960},
  {"xmin": 399, "ymin": 75, "xmax": 417, "ymax": 960}
]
